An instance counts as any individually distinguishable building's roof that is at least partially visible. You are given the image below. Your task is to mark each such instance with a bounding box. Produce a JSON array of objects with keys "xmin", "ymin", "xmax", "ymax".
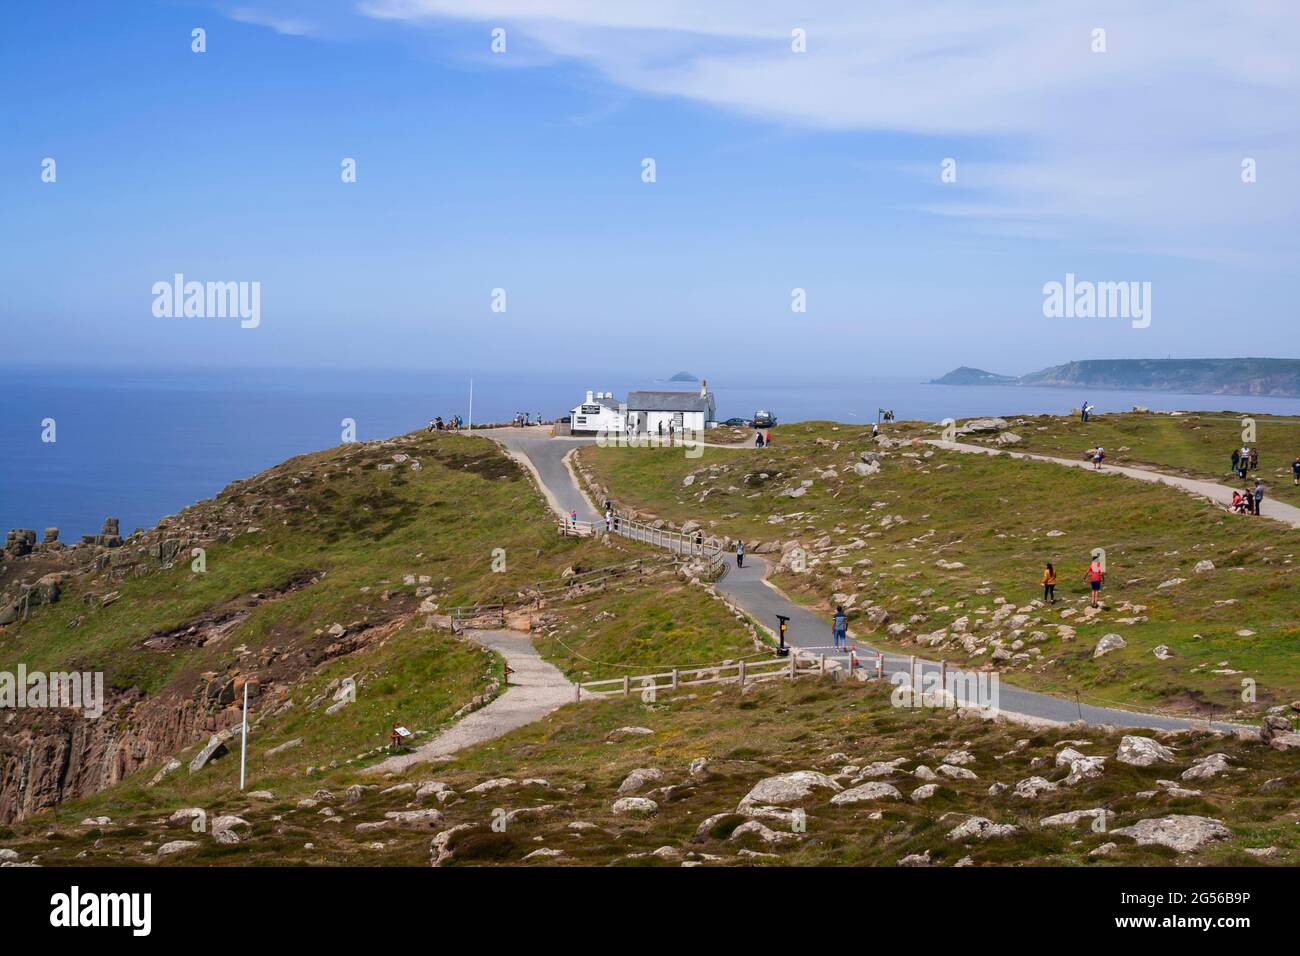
[
  {"xmin": 572, "ymin": 395, "xmax": 622, "ymax": 411},
  {"xmin": 626, "ymin": 390, "xmax": 713, "ymax": 412}
]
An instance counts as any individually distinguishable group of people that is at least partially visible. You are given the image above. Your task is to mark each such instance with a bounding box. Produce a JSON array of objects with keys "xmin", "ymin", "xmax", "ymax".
[
  {"xmin": 754, "ymin": 429, "xmax": 773, "ymax": 447},
  {"xmin": 426, "ymin": 415, "xmax": 463, "ymax": 432},
  {"xmin": 511, "ymin": 412, "xmax": 541, "ymax": 427},
  {"xmin": 1080, "ymin": 401, "xmax": 1096, "ymax": 422},
  {"xmin": 1230, "ymin": 445, "xmax": 1259, "ymax": 479},
  {"xmin": 1040, "ymin": 555, "xmax": 1105, "ymax": 607},
  {"xmin": 1231, "ymin": 481, "xmax": 1266, "ymax": 515}
]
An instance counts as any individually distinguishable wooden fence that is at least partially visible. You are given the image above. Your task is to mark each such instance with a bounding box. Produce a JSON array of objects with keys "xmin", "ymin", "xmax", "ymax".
[{"xmin": 574, "ymin": 652, "xmax": 834, "ymax": 701}]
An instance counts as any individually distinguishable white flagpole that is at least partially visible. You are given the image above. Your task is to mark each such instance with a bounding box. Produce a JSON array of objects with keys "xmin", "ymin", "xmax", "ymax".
[
  {"xmin": 239, "ymin": 682, "xmax": 249, "ymax": 790},
  {"xmin": 468, "ymin": 378, "xmax": 474, "ymax": 432}
]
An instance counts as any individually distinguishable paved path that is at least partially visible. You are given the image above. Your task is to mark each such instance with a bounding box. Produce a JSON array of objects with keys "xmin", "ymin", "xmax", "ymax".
[
  {"xmin": 716, "ymin": 555, "xmax": 1213, "ymax": 731},
  {"xmin": 494, "ymin": 431, "xmax": 1245, "ymax": 733},
  {"xmin": 368, "ymin": 629, "xmax": 574, "ymax": 773},
  {"xmin": 928, "ymin": 439, "xmax": 1300, "ymax": 528},
  {"xmin": 486, "ymin": 428, "xmax": 600, "ymax": 523}
]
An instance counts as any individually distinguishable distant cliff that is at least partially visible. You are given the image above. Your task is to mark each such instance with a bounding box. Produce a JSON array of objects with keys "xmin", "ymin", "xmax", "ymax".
[{"xmin": 930, "ymin": 358, "xmax": 1300, "ymax": 397}]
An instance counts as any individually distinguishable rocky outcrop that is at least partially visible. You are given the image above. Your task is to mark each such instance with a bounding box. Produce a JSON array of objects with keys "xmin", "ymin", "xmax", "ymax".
[{"xmin": 1110, "ymin": 815, "xmax": 1230, "ymax": 853}]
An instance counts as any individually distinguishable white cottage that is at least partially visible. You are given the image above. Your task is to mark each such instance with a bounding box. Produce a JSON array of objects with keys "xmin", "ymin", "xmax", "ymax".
[
  {"xmin": 569, "ymin": 391, "xmax": 625, "ymax": 435},
  {"xmin": 569, "ymin": 381, "xmax": 716, "ymax": 436}
]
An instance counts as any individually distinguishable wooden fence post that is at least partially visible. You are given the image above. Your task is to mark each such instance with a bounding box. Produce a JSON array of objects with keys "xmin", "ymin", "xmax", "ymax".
[
  {"xmin": 622, "ymin": 675, "xmax": 630, "ymax": 697},
  {"xmin": 909, "ymin": 655, "xmax": 917, "ymax": 705},
  {"xmin": 672, "ymin": 668, "xmax": 679, "ymax": 690},
  {"xmin": 789, "ymin": 653, "xmax": 796, "ymax": 679},
  {"xmin": 738, "ymin": 659, "xmax": 746, "ymax": 687}
]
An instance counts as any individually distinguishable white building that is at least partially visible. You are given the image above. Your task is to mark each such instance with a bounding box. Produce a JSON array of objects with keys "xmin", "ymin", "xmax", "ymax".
[
  {"xmin": 569, "ymin": 390, "xmax": 625, "ymax": 435},
  {"xmin": 569, "ymin": 381, "xmax": 716, "ymax": 436}
]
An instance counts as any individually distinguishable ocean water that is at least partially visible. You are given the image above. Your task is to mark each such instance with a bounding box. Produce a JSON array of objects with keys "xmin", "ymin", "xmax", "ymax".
[{"xmin": 4, "ymin": 365, "xmax": 1300, "ymax": 540}]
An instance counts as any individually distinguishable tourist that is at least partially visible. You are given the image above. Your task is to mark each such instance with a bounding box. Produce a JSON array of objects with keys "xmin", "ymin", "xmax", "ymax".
[
  {"xmin": 736, "ymin": 540, "xmax": 745, "ymax": 569},
  {"xmin": 1249, "ymin": 447, "xmax": 1259, "ymax": 472},
  {"xmin": 1231, "ymin": 491, "xmax": 1245, "ymax": 513},
  {"xmin": 755, "ymin": 430, "xmax": 765, "ymax": 448},
  {"xmin": 1092, "ymin": 446, "xmax": 1104, "ymax": 470},
  {"xmin": 1231, "ymin": 448, "xmax": 1241, "ymax": 474},
  {"xmin": 1292, "ymin": 456, "xmax": 1300, "ymax": 485},
  {"xmin": 695, "ymin": 530, "xmax": 704, "ymax": 555},
  {"xmin": 832, "ymin": 606, "xmax": 848, "ymax": 649},
  {"xmin": 1085, "ymin": 555, "xmax": 1104, "ymax": 607},
  {"xmin": 872, "ymin": 422, "xmax": 879, "ymax": 438},
  {"xmin": 1041, "ymin": 562, "xmax": 1057, "ymax": 603},
  {"xmin": 765, "ymin": 429, "xmax": 772, "ymax": 447},
  {"xmin": 604, "ymin": 508, "xmax": 613, "ymax": 533},
  {"xmin": 1253, "ymin": 479, "xmax": 1264, "ymax": 515}
]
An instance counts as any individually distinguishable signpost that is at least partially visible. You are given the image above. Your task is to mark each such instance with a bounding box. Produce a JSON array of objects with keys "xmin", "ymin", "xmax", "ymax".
[
  {"xmin": 239, "ymin": 682, "xmax": 249, "ymax": 791},
  {"xmin": 775, "ymin": 614, "xmax": 790, "ymax": 656}
]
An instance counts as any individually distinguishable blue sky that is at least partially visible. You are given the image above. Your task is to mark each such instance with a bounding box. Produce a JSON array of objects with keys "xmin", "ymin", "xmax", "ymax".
[{"xmin": 1, "ymin": 0, "xmax": 1297, "ymax": 378}]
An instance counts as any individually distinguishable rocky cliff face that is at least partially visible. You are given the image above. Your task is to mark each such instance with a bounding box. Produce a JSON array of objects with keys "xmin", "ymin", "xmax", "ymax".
[{"xmin": 0, "ymin": 686, "xmax": 238, "ymax": 824}]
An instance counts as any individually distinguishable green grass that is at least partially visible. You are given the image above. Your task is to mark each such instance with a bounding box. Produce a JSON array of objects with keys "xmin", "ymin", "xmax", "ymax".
[
  {"xmin": 534, "ymin": 579, "xmax": 766, "ymax": 682},
  {"xmin": 578, "ymin": 421, "xmax": 1300, "ymax": 717},
  {"xmin": 979, "ymin": 410, "xmax": 1300, "ymax": 507},
  {"xmin": 7, "ymin": 675, "xmax": 1298, "ymax": 867},
  {"xmin": 1, "ymin": 431, "xmax": 593, "ymax": 692}
]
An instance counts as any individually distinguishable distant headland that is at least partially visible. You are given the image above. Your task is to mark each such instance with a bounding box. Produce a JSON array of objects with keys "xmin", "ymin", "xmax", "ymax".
[{"xmin": 930, "ymin": 358, "xmax": 1300, "ymax": 398}]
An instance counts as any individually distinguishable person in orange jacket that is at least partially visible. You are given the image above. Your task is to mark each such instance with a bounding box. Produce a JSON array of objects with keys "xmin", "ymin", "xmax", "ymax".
[
  {"xmin": 1041, "ymin": 562, "xmax": 1057, "ymax": 603},
  {"xmin": 1085, "ymin": 555, "xmax": 1105, "ymax": 607}
]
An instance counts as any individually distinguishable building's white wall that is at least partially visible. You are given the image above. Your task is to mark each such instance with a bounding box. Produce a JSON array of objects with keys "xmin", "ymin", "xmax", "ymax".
[
  {"xmin": 624, "ymin": 409, "xmax": 707, "ymax": 435},
  {"xmin": 570, "ymin": 403, "xmax": 624, "ymax": 434}
]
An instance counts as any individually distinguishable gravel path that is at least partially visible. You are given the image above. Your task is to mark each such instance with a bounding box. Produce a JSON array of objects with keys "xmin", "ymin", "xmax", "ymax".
[{"xmin": 368, "ymin": 629, "xmax": 574, "ymax": 774}]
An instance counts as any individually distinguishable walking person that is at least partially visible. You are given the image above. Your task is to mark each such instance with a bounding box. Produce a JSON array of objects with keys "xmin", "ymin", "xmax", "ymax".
[
  {"xmin": 832, "ymin": 605, "xmax": 848, "ymax": 650},
  {"xmin": 755, "ymin": 430, "xmax": 765, "ymax": 448},
  {"xmin": 1231, "ymin": 448, "xmax": 1241, "ymax": 475},
  {"xmin": 604, "ymin": 507, "xmax": 613, "ymax": 533},
  {"xmin": 735, "ymin": 540, "xmax": 745, "ymax": 569},
  {"xmin": 1041, "ymin": 562, "xmax": 1057, "ymax": 603},
  {"xmin": 1092, "ymin": 446, "xmax": 1105, "ymax": 470},
  {"xmin": 1085, "ymin": 554, "xmax": 1104, "ymax": 607},
  {"xmin": 1249, "ymin": 447, "xmax": 1259, "ymax": 472},
  {"xmin": 765, "ymin": 429, "xmax": 772, "ymax": 448},
  {"xmin": 1252, "ymin": 479, "xmax": 1264, "ymax": 515},
  {"xmin": 1292, "ymin": 456, "xmax": 1300, "ymax": 485}
]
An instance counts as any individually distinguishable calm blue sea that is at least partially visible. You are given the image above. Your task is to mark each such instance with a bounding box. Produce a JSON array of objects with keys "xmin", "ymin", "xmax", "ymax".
[{"xmin": 4, "ymin": 366, "xmax": 1300, "ymax": 539}]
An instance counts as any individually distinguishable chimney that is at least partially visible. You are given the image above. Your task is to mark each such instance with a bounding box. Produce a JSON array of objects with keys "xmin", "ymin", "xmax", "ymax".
[
  {"xmin": 586, "ymin": 390, "xmax": 594, "ymax": 403},
  {"xmin": 699, "ymin": 379, "xmax": 708, "ymax": 398}
]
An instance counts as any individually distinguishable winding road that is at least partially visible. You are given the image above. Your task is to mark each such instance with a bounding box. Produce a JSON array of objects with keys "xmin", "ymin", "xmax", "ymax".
[{"xmin": 486, "ymin": 427, "xmax": 1255, "ymax": 734}]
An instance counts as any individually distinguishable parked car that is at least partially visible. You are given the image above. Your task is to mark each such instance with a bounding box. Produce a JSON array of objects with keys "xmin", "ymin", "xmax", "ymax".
[
  {"xmin": 752, "ymin": 410, "xmax": 777, "ymax": 428},
  {"xmin": 721, "ymin": 417, "xmax": 748, "ymax": 427}
]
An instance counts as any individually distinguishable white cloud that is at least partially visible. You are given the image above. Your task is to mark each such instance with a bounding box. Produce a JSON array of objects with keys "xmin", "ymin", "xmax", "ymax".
[
  {"xmin": 349, "ymin": 2, "xmax": 1300, "ymax": 259},
  {"xmin": 228, "ymin": 6, "xmax": 320, "ymax": 37}
]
